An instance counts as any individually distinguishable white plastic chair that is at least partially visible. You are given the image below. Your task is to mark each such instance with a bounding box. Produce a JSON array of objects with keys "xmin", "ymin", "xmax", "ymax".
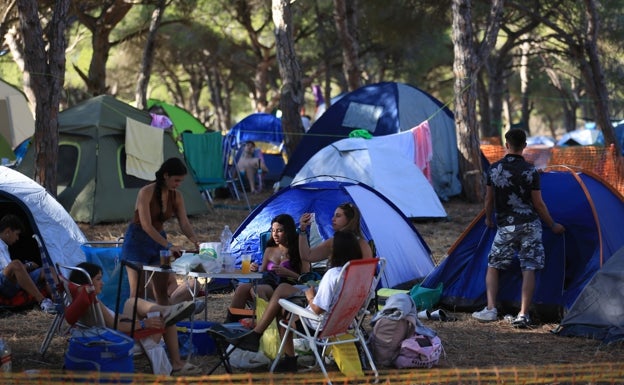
[{"xmin": 271, "ymin": 258, "xmax": 384, "ymax": 384}]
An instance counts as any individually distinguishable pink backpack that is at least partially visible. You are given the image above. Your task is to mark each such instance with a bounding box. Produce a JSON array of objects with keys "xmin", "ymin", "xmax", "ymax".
[{"xmin": 394, "ymin": 333, "xmax": 443, "ymax": 369}]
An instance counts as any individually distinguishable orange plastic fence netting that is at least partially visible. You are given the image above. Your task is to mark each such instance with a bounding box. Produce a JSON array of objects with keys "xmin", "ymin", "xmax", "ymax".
[
  {"xmin": 3, "ymin": 362, "xmax": 624, "ymax": 385},
  {"xmin": 481, "ymin": 144, "xmax": 624, "ymax": 196}
]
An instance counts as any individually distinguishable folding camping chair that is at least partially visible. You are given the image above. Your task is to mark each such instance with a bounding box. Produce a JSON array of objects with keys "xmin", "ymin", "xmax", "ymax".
[
  {"xmin": 182, "ymin": 132, "xmax": 250, "ymax": 209},
  {"xmin": 271, "ymin": 258, "xmax": 383, "ymax": 385},
  {"xmin": 41, "ymin": 263, "xmax": 167, "ymax": 374}
]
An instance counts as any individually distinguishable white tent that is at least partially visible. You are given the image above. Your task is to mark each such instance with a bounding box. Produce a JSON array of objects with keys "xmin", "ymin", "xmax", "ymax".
[
  {"xmin": 291, "ymin": 132, "xmax": 447, "ymax": 219},
  {"xmin": 0, "ymin": 79, "xmax": 35, "ymax": 148},
  {"xmin": 0, "ymin": 166, "xmax": 86, "ymax": 267}
]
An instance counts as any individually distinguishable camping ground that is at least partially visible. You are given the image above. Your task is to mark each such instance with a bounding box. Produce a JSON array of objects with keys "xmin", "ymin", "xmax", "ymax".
[{"xmin": 1, "ymin": 191, "xmax": 624, "ymax": 378}]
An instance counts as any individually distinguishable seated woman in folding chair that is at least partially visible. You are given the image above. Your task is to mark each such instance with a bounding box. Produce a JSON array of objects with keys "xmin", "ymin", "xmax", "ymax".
[
  {"xmin": 228, "ymin": 231, "xmax": 363, "ymax": 372},
  {"xmin": 236, "ymin": 141, "xmax": 269, "ymax": 194},
  {"xmin": 70, "ymin": 262, "xmax": 202, "ymax": 375},
  {"xmin": 226, "ymin": 214, "xmax": 309, "ymax": 322},
  {"xmin": 298, "ymin": 202, "xmax": 373, "ymax": 265}
]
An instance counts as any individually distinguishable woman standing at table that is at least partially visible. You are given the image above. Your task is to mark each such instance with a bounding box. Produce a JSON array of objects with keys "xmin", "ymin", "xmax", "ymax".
[
  {"xmin": 298, "ymin": 202, "xmax": 373, "ymax": 264},
  {"xmin": 122, "ymin": 157, "xmax": 201, "ymax": 305}
]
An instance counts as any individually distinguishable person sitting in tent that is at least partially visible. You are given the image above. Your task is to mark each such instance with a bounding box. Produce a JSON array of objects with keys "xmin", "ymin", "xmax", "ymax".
[
  {"xmin": 227, "ymin": 230, "xmax": 364, "ymax": 372},
  {"xmin": 69, "ymin": 262, "xmax": 202, "ymax": 375},
  {"xmin": 226, "ymin": 214, "xmax": 309, "ymax": 322},
  {"xmin": 298, "ymin": 202, "xmax": 373, "ymax": 266},
  {"xmin": 121, "ymin": 157, "xmax": 202, "ymax": 306},
  {"xmin": 0, "ymin": 214, "xmax": 57, "ymax": 313},
  {"xmin": 236, "ymin": 141, "xmax": 269, "ymax": 194}
]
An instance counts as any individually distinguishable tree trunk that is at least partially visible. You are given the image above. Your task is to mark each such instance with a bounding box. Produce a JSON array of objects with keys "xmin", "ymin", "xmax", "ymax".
[
  {"xmin": 519, "ymin": 40, "xmax": 531, "ymax": 133},
  {"xmin": 205, "ymin": 66, "xmax": 230, "ymax": 133},
  {"xmin": 135, "ymin": 0, "xmax": 166, "ymax": 110},
  {"xmin": 16, "ymin": 0, "xmax": 69, "ymax": 194},
  {"xmin": 333, "ymin": 0, "xmax": 360, "ymax": 91},
  {"xmin": 452, "ymin": 0, "xmax": 503, "ymax": 203},
  {"xmin": 476, "ymin": 70, "xmax": 493, "ymax": 138},
  {"xmin": 71, "ymin": 1, "xmax": 132, "ymax": 95},
  {"xmin": 272, "ymin": 0, "xmax": 304, "ymax": 156},
  {"xmin": 581, "ymin": 0, "xmax": 620, "ymax": 154},
  {"xmin": 486, "ymin": 54, "xmax": 507, "ymax": 138}
]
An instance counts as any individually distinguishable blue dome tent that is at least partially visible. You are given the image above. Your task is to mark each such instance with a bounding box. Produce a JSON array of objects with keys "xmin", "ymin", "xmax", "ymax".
[
  {"xmin": 229, "ymin": 181, "xmax": 435, "ymax": 289},
  {"xmin": 421, "ymin": 169, "xmax": 624, "ymax": 320}
]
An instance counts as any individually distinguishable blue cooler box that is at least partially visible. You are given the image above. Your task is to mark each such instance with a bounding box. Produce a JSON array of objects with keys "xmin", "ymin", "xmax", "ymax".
[
  {"xmin": 64, "ymin": 327, "xmax": 134, "ymax": 382},
  {"xmin": 176, "ymin": 321, "xmax": 217, "ymax": 356}
]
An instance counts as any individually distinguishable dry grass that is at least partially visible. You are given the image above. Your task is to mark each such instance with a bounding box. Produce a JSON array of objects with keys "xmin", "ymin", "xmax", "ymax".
[{"xmin": 2, "ymin": 190, "xmax": 624, "ymax": 378}]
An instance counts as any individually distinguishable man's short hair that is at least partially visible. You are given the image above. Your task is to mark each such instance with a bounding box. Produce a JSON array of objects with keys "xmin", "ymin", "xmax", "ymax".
[
  {"xmin": 505, "ymin": 129, "xmax": 527, "ymax": 149},
  {"xmin": 0, "ymin": 214, "xmax": 25, "ymax": 233}
]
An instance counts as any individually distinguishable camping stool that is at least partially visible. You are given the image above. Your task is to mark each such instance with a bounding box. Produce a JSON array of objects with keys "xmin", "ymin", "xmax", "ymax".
[{"xmin": 205, "ymin": 324, "xmax": 250, "ymax": 374}]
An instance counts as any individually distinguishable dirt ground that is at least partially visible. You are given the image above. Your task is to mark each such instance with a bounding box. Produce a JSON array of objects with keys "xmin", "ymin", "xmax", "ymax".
[{"xmin": 1, "ymin": 190, "xmax": 624, "ymax": 378}]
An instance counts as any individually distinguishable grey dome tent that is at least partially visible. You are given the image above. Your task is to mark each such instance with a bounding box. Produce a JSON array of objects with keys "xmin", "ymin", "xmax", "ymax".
[
  {"xmin": 554, "ymin": 246, "xmax": 624, "ymax": 343},
  {"xmin": 17, "ymin": 95, "xmax": 208, "ymax": 224}
]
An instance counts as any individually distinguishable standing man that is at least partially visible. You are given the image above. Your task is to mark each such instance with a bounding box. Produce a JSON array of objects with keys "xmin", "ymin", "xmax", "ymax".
[
  {"xmin": 472, "ymin": 129, "xmax": 565, "ymax": 328},
  {"xmin": 0, "ymin": 214, "xmax": 56, "ymax": 313}
]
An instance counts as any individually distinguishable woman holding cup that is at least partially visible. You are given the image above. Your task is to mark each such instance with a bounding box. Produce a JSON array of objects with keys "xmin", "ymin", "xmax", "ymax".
[
  {"xmin": 227, "ymin": 214, "xmax": 309, "ymax": 321},
  {"xmin": 121, "ymin": 158, "xmax": 201, "ymax": 306}
]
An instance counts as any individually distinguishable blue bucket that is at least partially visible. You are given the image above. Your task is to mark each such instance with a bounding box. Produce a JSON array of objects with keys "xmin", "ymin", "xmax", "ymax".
[
  {"xmin": 177, "ymin": 321, "xmax": 217, "ymax": 356},
  {"xmin": 64, "ymin": 327, "xmax": 134, "ymax": 377}
]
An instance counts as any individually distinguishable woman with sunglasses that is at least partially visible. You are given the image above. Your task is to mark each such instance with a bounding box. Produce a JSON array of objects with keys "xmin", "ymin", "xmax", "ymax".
[{"xmin": 298, "ymin": 202, "xmax": 373, "ymax": 263}]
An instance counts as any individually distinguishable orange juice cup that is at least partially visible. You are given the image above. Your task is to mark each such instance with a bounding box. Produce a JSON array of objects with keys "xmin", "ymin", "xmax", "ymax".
[{"xmin": 241, "ymin": 254, "xmax": 252, "ymax": 274}]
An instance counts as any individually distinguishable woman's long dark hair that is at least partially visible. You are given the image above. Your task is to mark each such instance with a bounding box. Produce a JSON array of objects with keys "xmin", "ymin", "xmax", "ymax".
[
  {"xmin": 330, "ymin": 230, "xmax": 363, "ymax": 268},
  {"xmin": 154, "ymin": 157, "xmax": 187, "ymax": 221},
  {"xmin": 69, "ymin": 262, "xmax": 102, "ymax": 285},
  {"xmin": 265, "ymin": 214, "xmax": 303, "ymax": 273}
]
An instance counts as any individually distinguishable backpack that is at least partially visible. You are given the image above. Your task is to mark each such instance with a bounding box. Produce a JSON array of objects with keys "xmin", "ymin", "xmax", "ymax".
[
  {"xmin": 394, "ymin": 333, "xmax": 443, "ymax": 369},
  {"xmin": 369, "ymin": 318, "xmax": 415, "ymax": 367}
]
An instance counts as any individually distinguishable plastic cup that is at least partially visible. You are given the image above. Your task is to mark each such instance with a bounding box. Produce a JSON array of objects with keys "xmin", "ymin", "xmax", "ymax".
[
  {"xmin": 160, "ymin": 250, "xmax": 171, "ymax": 269},
  {"xmin": 241, "ymin": 254, "xmax": 252, "ymax": 274},
  {"xmin": 222, "ymin": 252, "xmax": 235, "ymax": 273}
]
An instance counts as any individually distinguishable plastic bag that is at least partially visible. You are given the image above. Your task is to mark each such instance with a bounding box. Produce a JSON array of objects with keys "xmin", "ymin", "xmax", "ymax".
[
  {"xmin": 171, "ymin": 253, "xmax": 202, "ymax": 273},
  {"xmin": 328, "ymin": 334, "xmax": 364, "ymax": 376},
  {"xmin": 394, "ymin": 333, "xmax": 443, "ymax": 369},
  {"xmin": 409, "ymin": 282, "xmax": 443, "ymax": 311},
  {"xmin": 198, "ymin": 242, "xmax": 222, "ymax": 273},
  {"xmin": 227, "ymin": 344, "xmax": 271, "ymax": 369}
]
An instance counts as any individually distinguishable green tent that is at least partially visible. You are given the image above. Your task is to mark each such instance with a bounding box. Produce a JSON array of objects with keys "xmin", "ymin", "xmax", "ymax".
[
  {"xmin": 0, "ymin": 134, "xmax": 15, "ymax": 162},
  {"xmin": 147, "ymin": 99, "xmax": 207, "ymax": 141},
  {"xmin": 17, "ymin": 95, "xmax": 208, "ymax": 224}
]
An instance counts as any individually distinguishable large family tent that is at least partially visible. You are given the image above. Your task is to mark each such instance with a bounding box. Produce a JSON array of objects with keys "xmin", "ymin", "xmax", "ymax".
[
  {"xmin": 229, "ymin": 181, "xmax": 435, "ymax": 289},
  {"xmin": 224, "ymin": 113, "xmax": 287, "ymax": 186},
  {"xmin": 554, "ymin": 246, "xmax": 624, "ymax": 343},
  {"xmin": 17, "ymin": 95, "xmax": 208, "ymax": 224},
  {"xmin": 291, "ymin": 131, "xmax": 447, "ymax": 219},
  {"xmin": 0, "ymin": 79, "xmax": 35, "ymax": 153},
  {"xmin": 421, "ymin": 169, "xmax": 624, "ymax": 320},
  {"xmin": 0, "ymin": 166, "xmax": 86, "ymax": 268},
  {"xmin": 279, "ymin": 82, "xmax": 461, "ymax": 200}
]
